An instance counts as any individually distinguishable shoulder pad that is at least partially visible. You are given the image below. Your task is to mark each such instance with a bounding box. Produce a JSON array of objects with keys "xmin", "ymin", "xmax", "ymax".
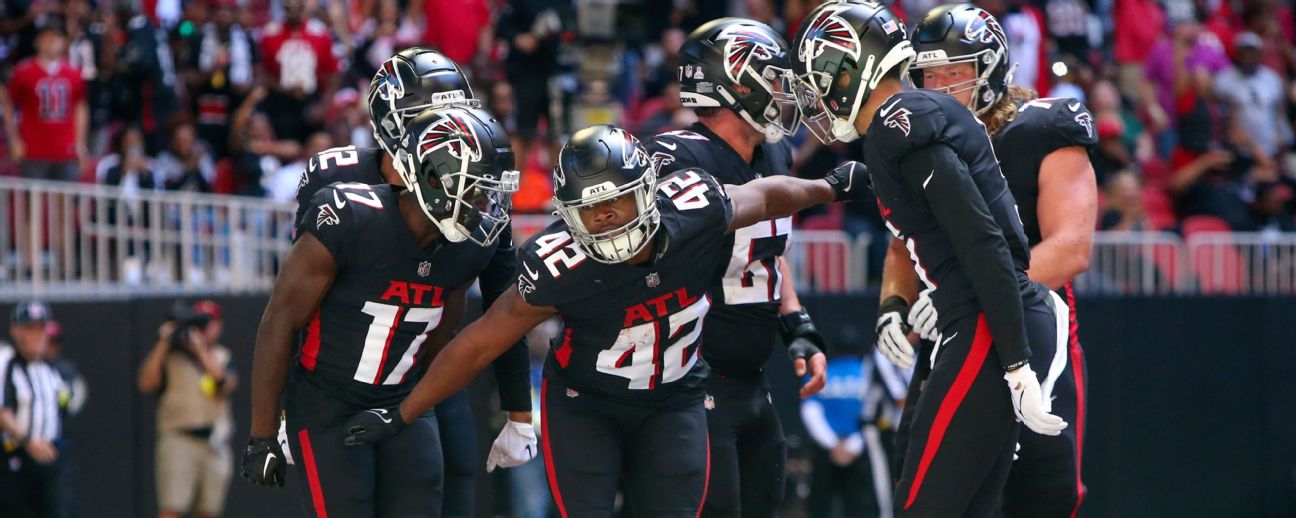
[
  {"xmin": 646, "ymin": 132, "xmax": 707, "ymax": 176},
  {"xmin": 1015, "ymin": 97, "xmax": 1097, "ymax": 149},
  {"xmin": 516, "ymin": 224, "xmax": 591, "ymax": 308},
  {"xmin": 868, "ymin": 91, "xmax": 950, "ymax": 158},
  {"xmin": 656, "ymin": 169, "xmax": 733, "ymax": 241}
]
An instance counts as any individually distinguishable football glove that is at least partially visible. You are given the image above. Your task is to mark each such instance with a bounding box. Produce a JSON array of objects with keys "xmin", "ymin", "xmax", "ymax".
[
  {"xmin": 779, "ymin": 309, "xmax": 827, "ymax": 361},
  {"xmin": 486, "ymin": 420, "xmax": 538, "ymax": 472},
  {"xmin": 876, "ymin": 296, "xmax": 915, "ymax": 369},
  {"xmin": 907, "ymin": 288, "xmax": 939, "ymax": 341},
  {"xmin": 241, "ymin": 437, "xmax": 286, "ymax": 487},
  {"xmin": 825, "ymin": 161, "xmax": 869, "ymax": 202},
  {"xmin": 343, "ymin": 406, "xmax": 407, "ymax": 446},
  {"xmin": 1004, "ymin": 365, "xmax": 1068, "ymax": 436}
]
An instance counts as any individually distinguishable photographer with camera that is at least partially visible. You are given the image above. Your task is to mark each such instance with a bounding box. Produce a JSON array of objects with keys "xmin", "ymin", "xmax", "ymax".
[{"xmin": 138, "ymin": 300, "xmax": 237, "ymax": 518}]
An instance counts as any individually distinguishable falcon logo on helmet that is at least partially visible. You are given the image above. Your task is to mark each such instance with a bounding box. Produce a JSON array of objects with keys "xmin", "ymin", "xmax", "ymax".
[
  {"xmin": 716, "ymin": 24, "xmax": 783, "ymax": 83},
  {"xmin": 964, "ymin": 10, "xmax": 1007, "ymax": 47},
  {"xmin": 615, "ymin": 129, "xmax": 652, "ymax": 170},
  {"xmin": 798, "ymin": 4, "xmax": 861, "ymax": 65},
  {"xmin": 373, "ymin": 60, "xmax": 407, "ymax": 102},
  {"xmin": 418, "ymin": 113, "xmax": 482, "ymax": 162}
]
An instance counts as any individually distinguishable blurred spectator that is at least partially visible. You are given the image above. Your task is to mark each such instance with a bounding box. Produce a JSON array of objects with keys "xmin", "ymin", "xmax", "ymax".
[
  {"xmin": 1100, "ymin": 170, "xmax": 1150, "ymax": 231},
  {"xmin": 0, "ymin": 301, "xmax": 66, "ymax": 518},
  {"xmin": 228, "ymin": 86, "xmax": 303, "ymax": 197},
  {"xmin": 324, "ymin": 87, "xmax": 373, "ymax": 153},
  {"xmin": 155, "ymin": 119, "xmax": 215, "ymax": 192},
  {"xmin": 354, "ymin": 0, "xmax": 422, "ymax": 82},
  {"xmin": 97, "ymin": 125, "xmax": 160, "ymax": 282},
  {"xmin": 258, "ymin": 0, "xmax": 339, "ymax": 143},
  {"xmin": 1248, "ymin": 181, "xmax": 1296, "ymax": 232},
  {"xmin": 64, "ymin": 0, "xmax": 110, "ymax": 140},
  {"xmin": 1142, "ymin": 8, "xmax": 1230, "ymax": 155},
  {"xmin": 188, "ymin": 0, "xmax": 257, "ymax": 160},
  {"xmin": 423, "ymin": 0, "xmax": 493, "ymax": 70},
  {"xmin": 497, "ymin": 0, "xmax": 564, "ymax": 142},
  {"xmin": 488, "ymin": 81, "xmax": 518, "ymax": 135},
  {"xmin": 991, "ymin": 0, "xmax": 1048, "ymax": 93},
  {"xmin": 638, "ymin": 82, "xmax": 696, "ymax": 135},
  {"xmin": 115, "ymin": 8, "xmax": 181, "ymax": 155},
  {"xmin": 3, "ymin": 25, "xmax": 87, "ymax": 181},
  {"xmin": 0, "ymin": 0, "xmax": 57, "ymax": 65},
  {"xmin": 137, "ymin": 301, "xmax": 237, "ymax": 518},
  {"xmin": 264, "ymin": 130, "xmax": 331, "ymax": 204},
  {"xmin": 641, "ymin": 27, "xmax": 685, "ymax": 100},
  {"xmin": 1214, "ymin": 32, "xmax": 1293, "ymax": 168},
  {"xmin": 1043, "ymin": 0, "xmax": 1092, "ymax": 63},
  {"xmin": 1113, "ymin": 0, "xmax": 1165, "ymax": 103}
]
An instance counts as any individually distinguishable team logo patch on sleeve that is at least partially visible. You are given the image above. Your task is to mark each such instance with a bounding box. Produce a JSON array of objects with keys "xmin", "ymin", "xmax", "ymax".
[
  {"xmin": 883, "ymin": 107, "xmax": 913, "ymax": 136},
  {"xmin": 316, "ymin": 204, "xmax": 340, "ymax": 228},
  {"xmin": 1074, "ymin": 112, "xmax": 1094, "ymax": 139},
  {"xmin": 517, "ymin": 274, "xmax": 536, "ymax": 296}
]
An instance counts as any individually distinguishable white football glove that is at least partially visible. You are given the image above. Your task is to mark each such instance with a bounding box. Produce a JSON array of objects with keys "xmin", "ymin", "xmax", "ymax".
[
  {"xmin": 876, "ymin": 296, "xmax": 915, "ymax": 369},
  {"xmin": 1004, "ymin": 365, "xmax": 1067, "ymax": 436},
  {"xmin": 907, "ymin": 289, "xmax": 939, "ymax": 342},
  {"xmin": 486, "ymin": 420, "xmax": 538, "ymax": 472}
]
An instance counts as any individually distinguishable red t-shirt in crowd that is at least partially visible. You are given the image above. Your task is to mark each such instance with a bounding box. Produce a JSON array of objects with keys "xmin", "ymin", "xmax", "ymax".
[
  {"xmin": 1114, "ymin": 0, "xmax": 1165, "ymax": 64},
  {"xmin": 260, "ymin": 19, "xmax": 339, "ymax": 95},
  {"xmin": 7, "ymin": 58, "xmax": 86, "ymax": 161},
  {"xmin": 423, "ymin": 0, "xmax": 491, "ymax": 64}
]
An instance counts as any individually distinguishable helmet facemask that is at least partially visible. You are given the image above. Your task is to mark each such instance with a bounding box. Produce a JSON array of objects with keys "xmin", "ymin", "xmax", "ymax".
[
  {"xmin": 552, "ymin": 165, "xmax": 660, "ymax": 264},
  {"xmin": 909, "ymin": 48, "xmax": 1014, "ymax": 115},
  {"xmin": 793, "ymin": 41, "xmax": 915, "ymax": 144}
]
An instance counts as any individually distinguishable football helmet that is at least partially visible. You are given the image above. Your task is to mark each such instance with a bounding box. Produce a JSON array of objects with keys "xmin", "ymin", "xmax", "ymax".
[
  {"xmin": 910, "ymin": 4, "xmax": 1013, "ymax": 115},
  {"xmin": 369, "ymin": 47, "xmax": 480, "ymax": 159},
  {"xmin": 678, "ymin": 18, "xmax": 800, "ymax": 143},
  {"xmin": 552, "ymin": 125, "xmax": 660, "ymax": 264}
]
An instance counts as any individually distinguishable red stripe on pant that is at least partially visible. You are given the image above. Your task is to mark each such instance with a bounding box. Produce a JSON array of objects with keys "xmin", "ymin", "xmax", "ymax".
[
  {"xmin": 1065, "ymin": 283, "xmax": 1087, "ymax": 518},
  {"xmin": 297, "ymin": 429, "xmax": 328, "ymax": 518},
  {"xmin": 904, "ymin": 314, "xmax": 994, "ymax": 510},
  {"xmin": 541, "ymin": 379, "xmax": 570, "ymax": 518},
  {"xmin": 696, "ymin": 434, "xmax": 711, "ymax": 518}
]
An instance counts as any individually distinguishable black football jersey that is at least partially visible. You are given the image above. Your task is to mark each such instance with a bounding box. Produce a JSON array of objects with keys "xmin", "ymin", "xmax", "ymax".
[
  {"xmin": 293, "ymin": 145, "xmax": 387, "ymax": 233},
  {"xmin": 297, "ymin": 183, "xmax": 494, "ymax": 407},
  {"xmin": 863, "ymin": 89, "xmax": 1044, "ymax": 369},
  {"xmin": 993, "ymin": 97, "xmax": 1097, "ymax": 247},
  {"xmin": 645, "ymin": 123, "xmax": 794, "ymax": 377},
  {"xmin": 517, "ymin": 170, "xmax": 734, "ymax": 408}
]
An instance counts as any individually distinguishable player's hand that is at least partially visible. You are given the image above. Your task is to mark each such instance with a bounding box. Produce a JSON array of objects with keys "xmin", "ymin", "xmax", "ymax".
[
  {"xmin": 343, "ymin": 406, "xmax": 407, "ymax": 446},
  {"xmin": 824, "ymin": 160, "xmax": 868, "ymax": 202},
  {"xmin": 780, "ymin": 309, "xmax": 828, "ymax": 398},
  {"xmin": 25, "ymin": 439, "xmax": 58, "ymax": 464},
  {"xmin": 1004, "ymin": 365, "xmax": 1068, "ymax": 436},
  {"xmin": 876, "ymin": 296, "xmax": 915, "ymax": 369},
  {"xmin": 907, "ymin": 289, "xmax": 939, "ymax": 341},
  {"xmin": 241, "ymin": 437, "xmax": 286, "ymax": 487},
  {"xmin": 486, "ymin": 419, "xmax": 538, "ymax": 472}
]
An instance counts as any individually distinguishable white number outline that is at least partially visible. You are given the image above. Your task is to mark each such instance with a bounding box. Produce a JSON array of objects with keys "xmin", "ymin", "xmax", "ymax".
[{"xmin": 353, "ymin": 302, "xmax": 445, "ymax": 385}]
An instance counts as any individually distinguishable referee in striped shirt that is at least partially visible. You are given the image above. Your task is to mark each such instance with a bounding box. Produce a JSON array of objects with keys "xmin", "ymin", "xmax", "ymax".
[{"xmin": 1, "ymin": 301, "xmax": 67, "ymax": 518}]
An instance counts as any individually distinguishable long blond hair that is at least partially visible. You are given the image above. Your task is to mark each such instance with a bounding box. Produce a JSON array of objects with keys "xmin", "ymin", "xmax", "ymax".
[{"xmin": 983, "ymin": 85, "xmax": 1038, "ymax": 136}]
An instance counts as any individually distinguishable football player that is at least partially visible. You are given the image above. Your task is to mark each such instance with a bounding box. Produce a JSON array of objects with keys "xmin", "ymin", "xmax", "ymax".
[
  {"xmin": 790, "ymin": 1, "xmax": 1066, "ymax": 515},
  {"xmin": 341, "ymin": 124, "xmax": 870, "ymax": 517},
  {"xmin": 281, "ymin": 48, "xmax": 538, "ymax": 517},
  {"xmin": 240, "ymin": 104, "xmax": 518, "ymax": 517},
  {"xmin": 646, "ymin": 17, "xmax": 827, "ymax": 516},
  {"xmin": 898, "ymin": 6, "xmax": 1098, "ymax": 516}
]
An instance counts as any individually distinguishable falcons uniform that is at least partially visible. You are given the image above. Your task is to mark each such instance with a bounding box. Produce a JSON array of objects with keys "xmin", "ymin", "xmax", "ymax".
[
  {"xmin": 645, "ymin": 124, "xmax": 794, "ymax": 516},
  {"xmin": 290, "ymin": 145, "xmax": 530, "ymax": 517},
  {"xmin": 995, "ymin": 97, "xmax": 1097, "ymax": 518},
  {"xmin": 864, "ymin": 90, "xmax": 1057, "ymax": 516},
  {"xmin": 518, "ymin": 170, "xmax": 732, "ymax": 517}
]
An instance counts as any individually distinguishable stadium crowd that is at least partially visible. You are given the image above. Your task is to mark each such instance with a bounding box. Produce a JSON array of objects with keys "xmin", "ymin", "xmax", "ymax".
[{"xmin": 1, "ymin": 0, "xmax": 1294, "ymax": 240}]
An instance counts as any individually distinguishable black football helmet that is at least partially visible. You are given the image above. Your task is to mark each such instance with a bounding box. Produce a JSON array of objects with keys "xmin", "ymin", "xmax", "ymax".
[
  {"xmin": 397, "ymin": 105, "xmax": 519, "ymax": 246},
  {"xmin": 369, "ymin": 47, "xmax": 480, "ymax": 158},
  {"xmin": 790, "ymin": 1, "xmax": 915, "ymax": 143},
  {"xmin": 910, "ymin": 4, "xmax": 1013, "ymax": 115},
  {"xmin": 552, "ymin": 125, "xmax": 660, "ymax": 264},
  {"xmin": 678, "ymin": 18, "xmax": 800, "ymax": 143}
]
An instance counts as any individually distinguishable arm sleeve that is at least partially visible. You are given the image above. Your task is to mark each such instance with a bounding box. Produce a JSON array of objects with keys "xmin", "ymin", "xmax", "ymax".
[
  {"xmin": 297, "ymin": 186, "xmax": 353, "ymax": 268},
  {"xmin": 898, "ymin": 144, "xmax": 1031, "ymax": 368},
  {"xmin": 799, "ymin": 399, "xmax": 840, "ymax": 449},
  {"xmin": 480, "ymin": 225, "xmax": 532, "ymax": 412}
]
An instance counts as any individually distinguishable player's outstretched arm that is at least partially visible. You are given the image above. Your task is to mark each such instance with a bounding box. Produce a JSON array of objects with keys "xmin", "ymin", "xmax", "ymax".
[
  {"xmin": 398, "ymin": 286, "xmax": 556, "ymax": 424},
  {"xmin": 724, "ymin": 160, "xmax": 867, "ymax": 233},
  {"xmin": 250, "ymin": 233, "xmax": 336, "ymax": 439}
]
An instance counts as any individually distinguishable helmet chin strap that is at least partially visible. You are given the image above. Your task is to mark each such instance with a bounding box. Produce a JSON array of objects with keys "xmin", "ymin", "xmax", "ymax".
[{"xmin": 832, "ymin": 119, "xmax": 861, "ymax": 143}]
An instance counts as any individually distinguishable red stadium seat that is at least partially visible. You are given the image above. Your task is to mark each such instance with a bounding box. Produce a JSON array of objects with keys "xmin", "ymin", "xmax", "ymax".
[{"xmin": 1183, "ymin": 215, "xmax": 1245, "ymax": 294}]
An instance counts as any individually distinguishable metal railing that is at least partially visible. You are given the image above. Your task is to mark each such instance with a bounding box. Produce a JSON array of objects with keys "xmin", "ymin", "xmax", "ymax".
[
  {"xmin": 0, "ymin": 177, "xmax": 296, "ymax": 301},
  {"xmin": 3, "ymin": 178, "xmax": 1295, "ymax": 300}
]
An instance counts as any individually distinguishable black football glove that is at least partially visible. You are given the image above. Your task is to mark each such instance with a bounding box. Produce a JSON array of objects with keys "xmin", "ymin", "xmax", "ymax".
[
  {"xmin": 343, "ymin": 406, "xmax": 407, "ymax": 446},
  {"xmin": 241, "ymin": 437, "xmax": 286, "ymax": 487},
  {"xmin": 824, "ymin": 161, "xmax": 869, "ymax": 202},
  {"xmin": 781, "ymin": 309, "xmax": 829, "ymax": 398}
]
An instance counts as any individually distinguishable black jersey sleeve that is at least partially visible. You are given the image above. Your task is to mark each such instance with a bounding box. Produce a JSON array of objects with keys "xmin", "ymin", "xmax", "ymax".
[
  {"xmin": 293, "ymin": 154, "xmax": 326, "ymax": 229},
  {"xmin": 297, "ymin": 185, "xmax": 356, "ymax": 268},
  {"xmin": 479, "ymin": 224, "xmax": 532, "ymax": 412},
  {"xmin": 898, "ymin": 143, "xmax": 1030, "ymax": 369},
  {"xmin": 1020, "ymin": 97, "xmax": 1098, "ymax": 153},
  {"xmin": 645, "ymin": 131, "xmax": 708, "ymax": 177},
  {"xmin": 515, "ymin": 225, "xmax": 585, "ymax": 309},
  {"xmin": 657, "ymin": 169, "xmax": 735, "ymax": 242},
  {"xmin": 869, "ymin": 92, "xmax": 951, "ymax": 158}
]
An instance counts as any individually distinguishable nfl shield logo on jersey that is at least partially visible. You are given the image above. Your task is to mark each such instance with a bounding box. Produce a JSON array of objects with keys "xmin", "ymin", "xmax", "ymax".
[
  {"xmin": 645, "ymin": 272, "xmax": 661, "ymax": 287},
  {"xmin": 417, "ymin": 261, "xmax": 431, "ymax": 277},
  {"xmin": 704, "ymin": 394, "xmax": 716, "ymax": 410}
]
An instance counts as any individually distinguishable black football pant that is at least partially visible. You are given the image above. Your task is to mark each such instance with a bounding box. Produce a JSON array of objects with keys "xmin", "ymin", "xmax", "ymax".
[
  {"xmin": 540, "ymin": 378, "xmax": 709, "ymax": 518},
  {"xmin": 283, "ymin": 373, "xmax": 443, "ymax": 518},
  {"xmin": 436, "ymin": 390, "xmax": 476, "ymax": 518},
  {"xmin": 1003, "ymin": 288, "xmax": 1088, "ymax": 518},
  {"xmin": 699, "ymin": 373, "xmax": 786, "ymax": 518},
  {"xmin": 0, "ymin": 451, "xmax": 60, "ymax": 518}
]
